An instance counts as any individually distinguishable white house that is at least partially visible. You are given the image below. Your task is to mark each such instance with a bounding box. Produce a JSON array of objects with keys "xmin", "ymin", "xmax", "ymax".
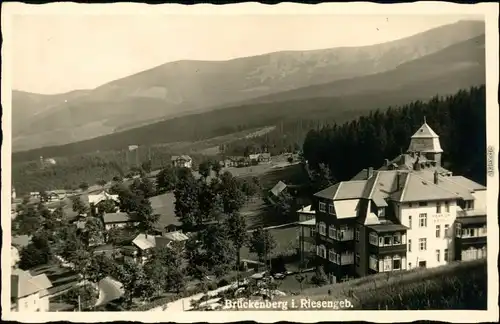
[
  {"xmin": 11, "ymin": 269, "xmax": 52, "ymax": 312},
  {"xmin": 102, "ymin": 212, "xmax": 140, "ymax": 231},
  {"xmin": 312, "ymin": 121, "xmax": 487, "ymax": 282},
  {"xmin": 171, "ymin": 155, "xmax": 193, "ymax": 169}
]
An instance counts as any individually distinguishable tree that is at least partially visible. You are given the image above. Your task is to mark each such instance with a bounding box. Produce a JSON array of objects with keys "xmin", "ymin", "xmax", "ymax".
[
  {"xmin": 71, "ymin": 196, "xmax": 89, "ymax": 216},
  {"xmin": 79, "ymin": 182, "xmax": 90, "ymax": 191},
  {"xmin": 13, "ymin": 204, "xmax": 41, "ymax": 236},
  {"xmin": 311, "ymin": 265, "xmax": 328, "ymax": 286},
  {"xmin": 96, "ymin": 179, "xmax": 107, "ymax": 186},
  {"xmin": 130, "ymin": 177, "xmax": 155, "ymax": 198},
  {"xmin": 141, "ymin": 160, "xmax": 152, "ymax": 173},
  {"xmin": 225, "ymin": 212, "xmax": 248, "ymax": 284},
  {"xmin": 39, "ymin": 190, "xmax": 49, "ymax": 203},
  {"xmin": 94, "ymin": 199, "xmax": 118, "ymax": 215},
  {"xmin": 198, "ymin": 160, "xmax": 212, "ymax": 179},
  {"xmin": 84, "ymin": 217, "xmax": 105, "ymax": 246},
  {"xmin": 287, "ymin": 156, "xmax": 294, "ymax": 164},
  {"xmin": 64, "ymin": 284, "xmax": 98, "ymax": 311},
  {"xmin": 156, "ymin": 166, "xmax": 178, "ymax": 193},
  {"xmin": 198, "ymin": 223, "xmax": 235, "ymax": 276},
  {"xmin": 219, "ymin": 172, "xmax": 245, "ymax": 214},
  {"xmin": 113, "ymin": 259, "xmax": 148, "ymax": 306},
  {"xmin": 212, "ymin": 161, "xmax": 222, "ymax": 177},
  {"xmin": 19, "ymin": 232, "xmax": 52, "ymax": 270},
  {"xmin": 273, "ymin": 191, "xmax": 294, "ymax": 218},
  {"xmin": 247, "ymin": 227, "xmax": 276, "ymax": 265},
  {"xmin": 174, "ymin": 178, "xmax": 201, "ymax": 231},
  {"xmin": 112, "ymin": 175, "xmax": 123, "ymax": 183}
]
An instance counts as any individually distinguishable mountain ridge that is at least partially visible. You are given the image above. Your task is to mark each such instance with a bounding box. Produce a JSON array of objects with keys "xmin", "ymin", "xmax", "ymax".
[{"xmin": 12, "ymin": 20, "xmax": 485, "ymax": 151}]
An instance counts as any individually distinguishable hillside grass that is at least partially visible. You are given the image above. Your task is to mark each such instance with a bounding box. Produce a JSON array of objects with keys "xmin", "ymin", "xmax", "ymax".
[{"xmin": 278, "ymin": 259, "xmax": 487, "ymax": 310}]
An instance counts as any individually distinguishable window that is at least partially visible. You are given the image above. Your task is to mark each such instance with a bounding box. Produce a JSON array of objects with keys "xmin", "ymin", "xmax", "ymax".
[
  {"xmin": 419, "ymin": 213, "xmax": 427, "ymax": 227},
  {"xmin": 408, "ymin": 203, "xmax": 413, "ymax": 208},
  {"xmin": 419, "ymin": 238, "xmax": 427, "ymax": 251},
  {"xmin": 383, "ymin": 256, "xmax": 392, "ymax": 272},
  {"xmin": 445, "ymin": 201, "xmax": 450, "ymax": 213},
  {"xmin": 319, "ymin": 222, "xmax": 326, "ymax": 236},
  {"xmin": 393, "ymin": 232, "xmax": 401, "ymax": 245},
  {"xmin": 444, "ymin": 249, "xmax": 449, "ymax": 262},
  {"xmin": 317, "ymin": 245, "xmax": 326, "ymax": 258},
  {"xmin": 329, "ymin": 249, "xmax": 335, "ymax": 262},
  {"xmin": 369, "ymin": 255, "xmax": 378, "ymax": 271},
  {"xmin": 328, "ymin": 204, "xmax": 335, "ymax": 215},
  {"xmin": 355, "ymin": 228, "xmax": 360, "ymax": 242},
  {"xmin": 328, "ymin": 225, "xmax": 336, "ymax": 238},
  {"xmin": 393, "ymin": 255, "xmax": 401, "ymax": 270},
  {"xmin": 435, "ymin": 225, "xmax": 441, "ymax": 238},
  {"xmin": 369, "ymin": 232, "xmax": 378, "ymax": 245},
  {"xmin": 462, "ymin": 228, "xmax": 471, "ymax": 238},
  {"xmin": 444, "ymin": 224, "xmax": 449, "ymax": 237},
  {"xmin": 436, "ymin": 249, "xmax": 440, "ymax": 262},
  {"xmin": 408, "ymin": 215, "xmax": 412, "ymax": 229},
  {"xmin": 355, "ymin": 253, "xmax": 360, "ymax": 266},
  {"xmin": 419, "ymin": 201, "xmax": 428, "ymax": 207},
  {"xmin": 455, "ymin": 223, "xmax": 462, "ymax": 237},
  {"xmin": 319, "ymin": 202, "xmax": 326, "ymax": 212},
  {"xmin": 408, "ymin": 239, "xmax": 412, "ymax": 252},
  {"xmin": 436, "ymin": 202, "xmax": 442, "ymax": 213},
  {"xmin": 383, "ymin": 236, "xmax": 392, "ymax": 246}
]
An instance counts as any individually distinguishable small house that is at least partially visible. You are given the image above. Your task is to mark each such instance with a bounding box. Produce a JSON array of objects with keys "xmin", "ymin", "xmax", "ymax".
[
  {"xmin": 102, "ymin": 212, "xmax": 140, "ymax": 231},
  {"xmin": 171, "ymin": 155, "xmax": 193, "ymax": 169},
  {"xmin": 258, "ymin": 153, "xmax": 271, "ymax": 163},
  {"xmin": 11, "ymin": 269, "xmax": 52, "ymax": 312}
]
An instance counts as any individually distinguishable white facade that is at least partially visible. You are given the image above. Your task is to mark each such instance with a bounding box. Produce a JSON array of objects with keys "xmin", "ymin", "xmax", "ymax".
[
  {"xmin": 397, "ymin": 200, "xmax": 458, "ymax": 269},
  {"xmin": 13, "ymin": 293, "xmax": 50, "ymax": 312}
]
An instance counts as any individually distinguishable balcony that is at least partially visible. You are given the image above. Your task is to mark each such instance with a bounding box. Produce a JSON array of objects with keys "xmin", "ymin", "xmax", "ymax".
[{"xmin": 368, "ymin": 232, "xmax": 407, "ymax": 255}]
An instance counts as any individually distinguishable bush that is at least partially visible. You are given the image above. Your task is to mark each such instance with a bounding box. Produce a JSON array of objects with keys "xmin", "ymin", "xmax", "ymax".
[
  {"xmin": 311, "ymin": 265, "xmax": 329, "ymax": 286},
  {"xmin": 217, "ymin": 278, "xmax": 230, "ymax": 287}
]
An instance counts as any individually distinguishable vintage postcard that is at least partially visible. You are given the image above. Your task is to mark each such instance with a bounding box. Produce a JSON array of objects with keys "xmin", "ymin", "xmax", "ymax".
[{"xmin": 1, "ymin": 1, "xmax": 498, "ymax": 323}]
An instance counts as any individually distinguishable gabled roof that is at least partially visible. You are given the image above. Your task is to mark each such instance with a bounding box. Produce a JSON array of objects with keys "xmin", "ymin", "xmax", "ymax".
[
  {"xmin": 132, "ymin": 234, "xmax": 156, "ymax": 250},
  {"xmin": 163, "ymin": 231, "xmax": 189, "ymax": 242},
  {"xmin": 397, "ymin": 173, "xmax": 460, "ymax": 202},
  {"xmin": 314, "ymin": 181, "xmax": 367, "ymax": 200},
  {"xmin": 95, "ymin": 276, "xmax": 124, "ymax": 307},
  {"xmin": 102, "ymin": 212, "xmax": 138, "ymax": 224},
  {"xmin": 11, "ymin": 269, "xmax": 52, "ymax": 299},
  {"xmin": 270, "ymin": 181, "xmax": 287, "ymax": 197},
  {"xmin": 411, "ymin": 122, "xmax": 440, "ymax": 139},
  {"xmin": 297, "ymin": 205, "xmax": 315, "ymax": 214},
  {"xmin": 448, "ymin": 176, "xmax": 486, "ymax": 191},
  {"xmin": 88, "ymin": 191, "xmax": 119, "ymax": 205}
]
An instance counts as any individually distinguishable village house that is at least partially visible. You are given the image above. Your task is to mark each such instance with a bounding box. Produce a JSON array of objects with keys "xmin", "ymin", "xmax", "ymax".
[
  {"xmin": 258, "ymin": 152, "xmax": 272, "ymax": 163},
  {"xmin": 11, "ymin": 269, "xmax": 53, "ymax": 312},
  {"xmin": 85, "ymin": 190, "xmax": 120, "ymax": 215},
  {"xmin": 171, "ymin": 155, "xmax": 193, "ymax": 169},
  {"xmin": 307, "ymin": 121, "xmax": 487, "ymax": 283},
  {"xmin": 102, "ymin": 212, "xmax": 141, "ymax": 231},
  {"xmin": 128, "ymin": 231, "xmax": 189, "ymax": 263}
]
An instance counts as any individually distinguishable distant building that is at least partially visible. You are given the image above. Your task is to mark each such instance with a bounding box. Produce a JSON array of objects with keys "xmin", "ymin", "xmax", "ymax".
[
  {"xmin": 11, "ymin": 269, "xmax": 52, "ymax": 312},
  {"xmin": 270, "ymin": 181, "xmax": 288, "ymax": 197},
  {"xmin": 171, "ymin": 155, "xmax": 193, "ymax": 169},
  {"xmin": 102, "ymin": 212, "xmax": 140, "ymax": 231},
  {"xmin": 86, "ymin": 190, "xmax": 120, "ymax": 215},
  {"xmin": 311, "ymin": 121, "xmax": 487, "ymax": 283},
  {"xmin": 258, "ymin": 152, "xmax": 272, "ymax": 163},
  {"xmin": 39, "ymin": 156, "xmax": 57, "ymax": 168},
  {"xmin": 130, "ymin": 231, "xmax": 189, "ymax": 263}
]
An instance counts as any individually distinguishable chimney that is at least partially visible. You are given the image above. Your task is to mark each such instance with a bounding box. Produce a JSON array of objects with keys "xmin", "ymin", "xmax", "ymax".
[
  {"xmin": 434, "ymin": 171, "xmax": 439, "ymax": 185},
  {"xmin": 367, "ymin": 167, "xmax": 374, "ymax": 179}
]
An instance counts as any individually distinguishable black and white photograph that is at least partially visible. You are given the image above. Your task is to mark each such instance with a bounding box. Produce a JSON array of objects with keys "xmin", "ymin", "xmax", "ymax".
[{"xmin": 1, "ymin": 2, "xmax": 498, "ymax": 322}]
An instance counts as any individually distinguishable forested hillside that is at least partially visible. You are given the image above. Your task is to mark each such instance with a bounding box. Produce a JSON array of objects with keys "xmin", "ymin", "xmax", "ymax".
[{"xmin": 303, "ymin": 85, "xmax": 486, "ymax": 185}]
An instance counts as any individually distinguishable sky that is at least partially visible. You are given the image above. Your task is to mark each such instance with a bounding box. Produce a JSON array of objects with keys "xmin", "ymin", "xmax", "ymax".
[{"xmin": 12, "ymin": 14, "xmax": 480, "ymax": 94}]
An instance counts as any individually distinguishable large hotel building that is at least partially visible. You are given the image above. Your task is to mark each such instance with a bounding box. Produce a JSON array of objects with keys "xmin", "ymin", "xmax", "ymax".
[{"xmin": 298, "ymin": 121, "xmax": 487, "ymax": 283}]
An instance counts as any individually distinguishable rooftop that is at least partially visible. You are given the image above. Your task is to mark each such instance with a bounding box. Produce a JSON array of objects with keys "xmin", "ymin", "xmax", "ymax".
[
  {"xmin": 297, "ymin": 205, "xmax": 315, "ymax": 214},
  {"xmin": 102, "ymin": 212, "xmax": 139, "ymax": 224},
  {"xmin": 11, "ymin": 269, "xmax": 53, "ymax": 299},
  {"xmin": 367, "ymin": 222, "xmax": 409, "ymax": 233},
  {"xmin": 270, "ymin": 181, "xmax": 288, "ymax": 197},
  {"xmin": 456, "ymin": 215, "xmax": 487, "ymax": 225},
  {"xmin": 410, "ymin": 122, "xmax": 440, "ymax": 139}
]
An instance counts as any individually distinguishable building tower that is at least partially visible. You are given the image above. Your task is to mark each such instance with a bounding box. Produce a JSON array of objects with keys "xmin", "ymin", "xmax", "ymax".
[{"xmin": 407, "ymin": 117, "xmax": 443, "ymax": 166}]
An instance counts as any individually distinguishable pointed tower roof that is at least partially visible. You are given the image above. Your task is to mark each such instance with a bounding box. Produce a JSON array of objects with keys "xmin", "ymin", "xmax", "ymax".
[{"xmin": 411, "ymin": 122, "xmax": 440, "ymax": 139}]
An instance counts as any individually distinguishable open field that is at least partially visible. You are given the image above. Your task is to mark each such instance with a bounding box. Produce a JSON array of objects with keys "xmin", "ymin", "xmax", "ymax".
[{"xmin": 276, "ymin": 259, "xmax": 487, "ymax": 310}]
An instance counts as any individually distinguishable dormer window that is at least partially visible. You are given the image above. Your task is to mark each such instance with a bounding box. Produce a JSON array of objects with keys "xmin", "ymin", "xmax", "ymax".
[{"xmin": 378, "ymin": 208, "xmax": 386, "ymax": 217}]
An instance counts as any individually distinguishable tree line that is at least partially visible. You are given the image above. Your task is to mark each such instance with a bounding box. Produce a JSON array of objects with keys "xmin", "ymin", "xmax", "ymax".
[{"xmin": 303, "ymin": 86, "xmax": 486, "ymax": 185}]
